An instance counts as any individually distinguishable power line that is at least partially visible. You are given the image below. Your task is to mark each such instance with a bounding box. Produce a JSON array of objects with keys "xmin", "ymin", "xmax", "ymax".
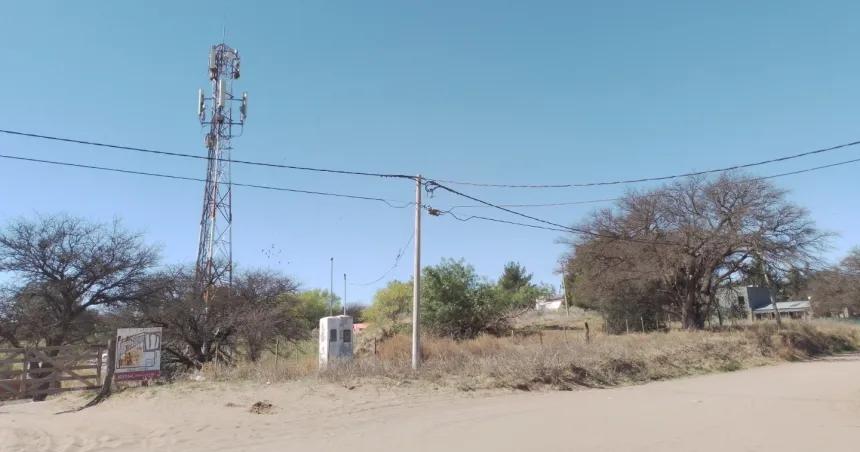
[
  {"xmin": 350, "ymin": 232, "xmax": 415, "ymax": 287},
  {"xmin": 423, "ymin": 180, "xmax": 680, "ymax": 245},
  {"xmin": 6, "ymin": 127, "xmax": 860, "ymax": 190},
  {"xmin": 431, "ymin": 139, "xmax": 860, "ymax": 188},
  {"xmin": 0, "ymin": 153, "xmax": 414, "ymax": 208},
  {"xmin": 759, "ymin": 157, "xmax": 860, "ymax": 180},
  {"xmin": 445, "ymin": 198, "xmax": 620, "ymax": 211},
  {"xmin": 431, "ymin": 209, "xmax": 571, "ymax": 233},
  {"xmin": 424, "ymin": 154, "xmax": 860, "ymax": 241},
  {"xmin": 4, "ymin": 144, "xmax": 860, "ymax": 242},
  {"xmin": 438, "ymin": 156, "xmax": 860, "ymax": 210},
  {"xmin": 0, "ymin": 129, "xmax": 416, "ymax": 181},
  {"xmin": 0, "ymin": 152, "xmax": 636, "ymax": 239}
]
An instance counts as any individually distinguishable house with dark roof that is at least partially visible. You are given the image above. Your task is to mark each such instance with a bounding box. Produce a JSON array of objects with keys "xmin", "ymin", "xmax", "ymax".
[{"xmin": 716, "ymin": 286, "xmax": 773, "ymax": 322}]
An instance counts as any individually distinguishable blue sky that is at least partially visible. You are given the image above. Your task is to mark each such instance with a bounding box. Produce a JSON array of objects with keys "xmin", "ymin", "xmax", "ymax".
[{"xmin": 1, "ymin": 1, "xmax": 859, "ymax": 303}]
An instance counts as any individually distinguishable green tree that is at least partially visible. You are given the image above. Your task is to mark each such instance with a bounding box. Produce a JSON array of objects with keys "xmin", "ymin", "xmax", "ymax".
[
  {"xmin": 421, "ymin": 259, "xmax": 508, "ymax": 339},
  {"xmin": 365, "ymin": 280, "xmax": 412, "ymax": 329},
  {"xmin": 498, "ymin": 261, "xmax": 533, "ymax": 292},
  {"xmin": 296, "ymin": 289, "xmax": 342, "ymax": 326},
  {"xmin": 497, "ymin": 262, "xmax": 551, "ymax": 311}
]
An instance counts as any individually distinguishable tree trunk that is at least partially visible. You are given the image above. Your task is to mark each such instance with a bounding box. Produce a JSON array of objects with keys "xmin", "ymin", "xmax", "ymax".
[
  {"xmin": 681, "ymin": 291, "xmax": 698, "ymax": 329},
  {"xmin": 77, "ymin": 338, "xmax": 116, "ymax": 410}
]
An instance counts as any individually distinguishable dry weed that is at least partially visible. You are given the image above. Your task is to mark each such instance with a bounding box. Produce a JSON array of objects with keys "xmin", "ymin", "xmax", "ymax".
[{"xmin": 198, "ymin": 320, "xmax": 860, "ymax": 392}]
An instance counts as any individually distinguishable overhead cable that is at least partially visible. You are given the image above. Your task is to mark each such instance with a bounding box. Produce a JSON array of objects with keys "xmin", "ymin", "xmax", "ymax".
[
  {"xmin": 431, "ymin": 209, "xmax": 571, "ymax": 233},
  {"xmin": 0, "ymin": 129, "xmax": 416, "ymax": 181},
  {"xmin": 0, "ymin": 154, "xmax": 413, "ymax": 208},
  {"xmin": 431, "ymin": 139, "xmax": 860, "ymax": 188},
  {"xmin": 5, "ymin": 128, "xmax": 860, "ymax": 189},
  {"xmin": 423, "ymin": 180, "xmax": 680, "ymax": 245},
  {"xmin": 350, "ymin": 232, "xmax": 415, "ymax": 287},
  {"xmin": 440, "ymin": 156, "xmax": 860, "ymax": 210}
]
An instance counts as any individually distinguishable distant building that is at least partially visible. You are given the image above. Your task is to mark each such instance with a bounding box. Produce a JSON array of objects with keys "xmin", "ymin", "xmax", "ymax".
[
  {"xmin": 716, "ymin": 286, "xmax": 773, "ymax": 322},
  {"xmin": 352, "ymin": 323, "xmax": 368, "ymax": 334},
  {"xmin": 717, "ymin": 286, "xmax": 814, "ymax": 321},
  {"xmin": 753, "ymin": 300, "xmax": 812, "ymax": 320},
  {"xmin": 535, "ymin": 296, "xmax": 565, "ymax": 312}
]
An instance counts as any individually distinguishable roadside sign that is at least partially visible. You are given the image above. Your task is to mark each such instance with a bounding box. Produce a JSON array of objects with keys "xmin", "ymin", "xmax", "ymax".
[{"xmin": 115, "ymin": 327, "xmax": 162, "ymax": 381}]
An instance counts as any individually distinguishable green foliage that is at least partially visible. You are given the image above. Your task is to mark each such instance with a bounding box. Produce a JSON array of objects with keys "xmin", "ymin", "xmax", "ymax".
[
  {"xmin": 421, "ymin": 259, "xmax": 549, "ymax": 339},
  {"xmin": 295, "ymin": 289, "xmax": 342, "ymax": 326},
  {"xmin": 498, "ymin": 261, "xmax": 533, "ymax": 292},
  {"xmin": 501, "ymin": 282, "xmax": 553, "ymax": 312},
  {"xmin": 421, "ymin": 259, "xmax": 493, "ymax": 339},
  {"xmin": 365, "ymin": 280, "xmax": 412, "ymax": 330}
]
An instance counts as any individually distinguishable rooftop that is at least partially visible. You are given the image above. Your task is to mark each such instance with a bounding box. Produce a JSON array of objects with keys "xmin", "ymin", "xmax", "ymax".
[{"xmin": 753, "ymin": 300, "xmax": 811, "ymax": 313}]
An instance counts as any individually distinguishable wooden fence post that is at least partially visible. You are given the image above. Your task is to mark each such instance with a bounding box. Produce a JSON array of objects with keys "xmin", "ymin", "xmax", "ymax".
[
  {"xmin": 585, "ymin": 321, "xmax": 591, "ymax": 344},
  {"xmin": 275, "ymin": 338, "xmax": 280, "ymax": 371},
  {"xmin": 96, "ymin": 346, "xmax": 103, "ymax": 386},
  {"xmin": 641, "ymin": 316, "xmax": 645, "ymax": 332}
]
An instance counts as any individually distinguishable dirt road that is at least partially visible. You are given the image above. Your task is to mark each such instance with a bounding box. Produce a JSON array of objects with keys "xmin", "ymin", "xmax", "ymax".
[{"xmin": 2, "ymin": 356, "xmax": 859, "ymax": 451}]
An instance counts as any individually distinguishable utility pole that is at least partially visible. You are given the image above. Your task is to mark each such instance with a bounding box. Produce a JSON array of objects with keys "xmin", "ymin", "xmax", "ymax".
[
  {"xmin": 561, "ymin": 275, "xmax": 570, "ymax": 317},
  {"xmin": 412, "ymin": 175, "xmax": 422, "ymax": 370},
  {"xmin": 195, "ymin": 41, "xmax": 248, "ymax": 304},
  {"xmin": 343, "ymin": 273, "xmax": 347, "ymax": 316},
  {"xmin": 329, "ymin": 257, "xmax": 334, "ymax": 316}
]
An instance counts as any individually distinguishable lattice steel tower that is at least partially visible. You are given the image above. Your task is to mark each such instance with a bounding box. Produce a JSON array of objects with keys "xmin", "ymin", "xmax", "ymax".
[{"xmin": 195, "ymin": 42, "xmax": 248, "ymax": 302}]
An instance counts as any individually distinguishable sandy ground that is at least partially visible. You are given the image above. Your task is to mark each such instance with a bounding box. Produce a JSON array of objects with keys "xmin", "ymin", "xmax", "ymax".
[{"xmin": 2, "ymin": 355, "xmax": 860, "ymax": 452}]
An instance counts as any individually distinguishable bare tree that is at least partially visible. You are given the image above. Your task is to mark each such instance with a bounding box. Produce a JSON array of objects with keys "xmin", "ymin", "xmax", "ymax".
[
  {"xmin": 564, "ymin": 174, "xmax": 828, "ymax": 329},
  {"xmin": 0, "ymin": 214, "xmax": 159, "ymax": 400},
  {"xmin": 232, "ymin": 270, "xmax": 303, "ymax": 362},
  {"xmin": 0, "ymin": 215, "xmax": 159, "ymax": 346},
  {"xmin": 809, "ymin": 248, "xmax": 860, "ymax": 317},
  {"xmin": 130, "ymin": 267, "xmax": 305, "ymax": 368},
  {"xmin": 127, "ymin": 267, "xmax": 234, "ymax": 370}
]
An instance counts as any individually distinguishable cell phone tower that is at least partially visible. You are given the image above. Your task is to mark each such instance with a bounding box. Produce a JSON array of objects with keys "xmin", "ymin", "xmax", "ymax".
[{"xmin": 195, "ymin": 42, "xmax": 248, "ymax": 303}]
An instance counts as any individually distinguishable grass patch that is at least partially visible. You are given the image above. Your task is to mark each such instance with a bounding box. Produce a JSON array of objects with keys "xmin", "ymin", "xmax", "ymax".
[{"xmin": 199, "ymin": 320, "xmax": 860, "ymax": 392}]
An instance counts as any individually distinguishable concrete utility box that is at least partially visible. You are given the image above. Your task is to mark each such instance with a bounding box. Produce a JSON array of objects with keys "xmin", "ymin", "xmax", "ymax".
[{"xmin": 319, "ymin": 315, "xmax": 354, "ymax": 369}]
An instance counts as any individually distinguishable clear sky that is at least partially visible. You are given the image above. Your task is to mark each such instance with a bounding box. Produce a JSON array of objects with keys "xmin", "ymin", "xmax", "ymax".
[{"xmin": 1, "ymin": 1, "xmax": 859, "ymax": 304}]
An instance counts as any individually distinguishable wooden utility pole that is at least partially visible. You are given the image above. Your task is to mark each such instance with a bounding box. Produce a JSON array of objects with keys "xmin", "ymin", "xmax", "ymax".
[
  {"xmin": 412, "ymin": 175, "xmax": 422, "ymax": 370},
  {"xmin": 561, "ymin": 276, "xmax": 570, "ymax": 316}
]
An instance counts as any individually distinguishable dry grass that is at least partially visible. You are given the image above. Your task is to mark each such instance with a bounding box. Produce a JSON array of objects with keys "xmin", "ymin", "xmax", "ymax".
[
  {"xmin": 200, "ymin": 320, "xmax": 860, "ymax": 392},
  {"xmin": 512, "ymin": 307, "xmax": 601, "ymax": 331}
]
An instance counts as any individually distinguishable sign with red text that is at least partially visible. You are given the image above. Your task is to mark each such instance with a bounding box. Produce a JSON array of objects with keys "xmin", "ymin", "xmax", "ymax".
[{"xmin": 115, "ymin": 327, "xmax": 162, "ymax": 381}]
